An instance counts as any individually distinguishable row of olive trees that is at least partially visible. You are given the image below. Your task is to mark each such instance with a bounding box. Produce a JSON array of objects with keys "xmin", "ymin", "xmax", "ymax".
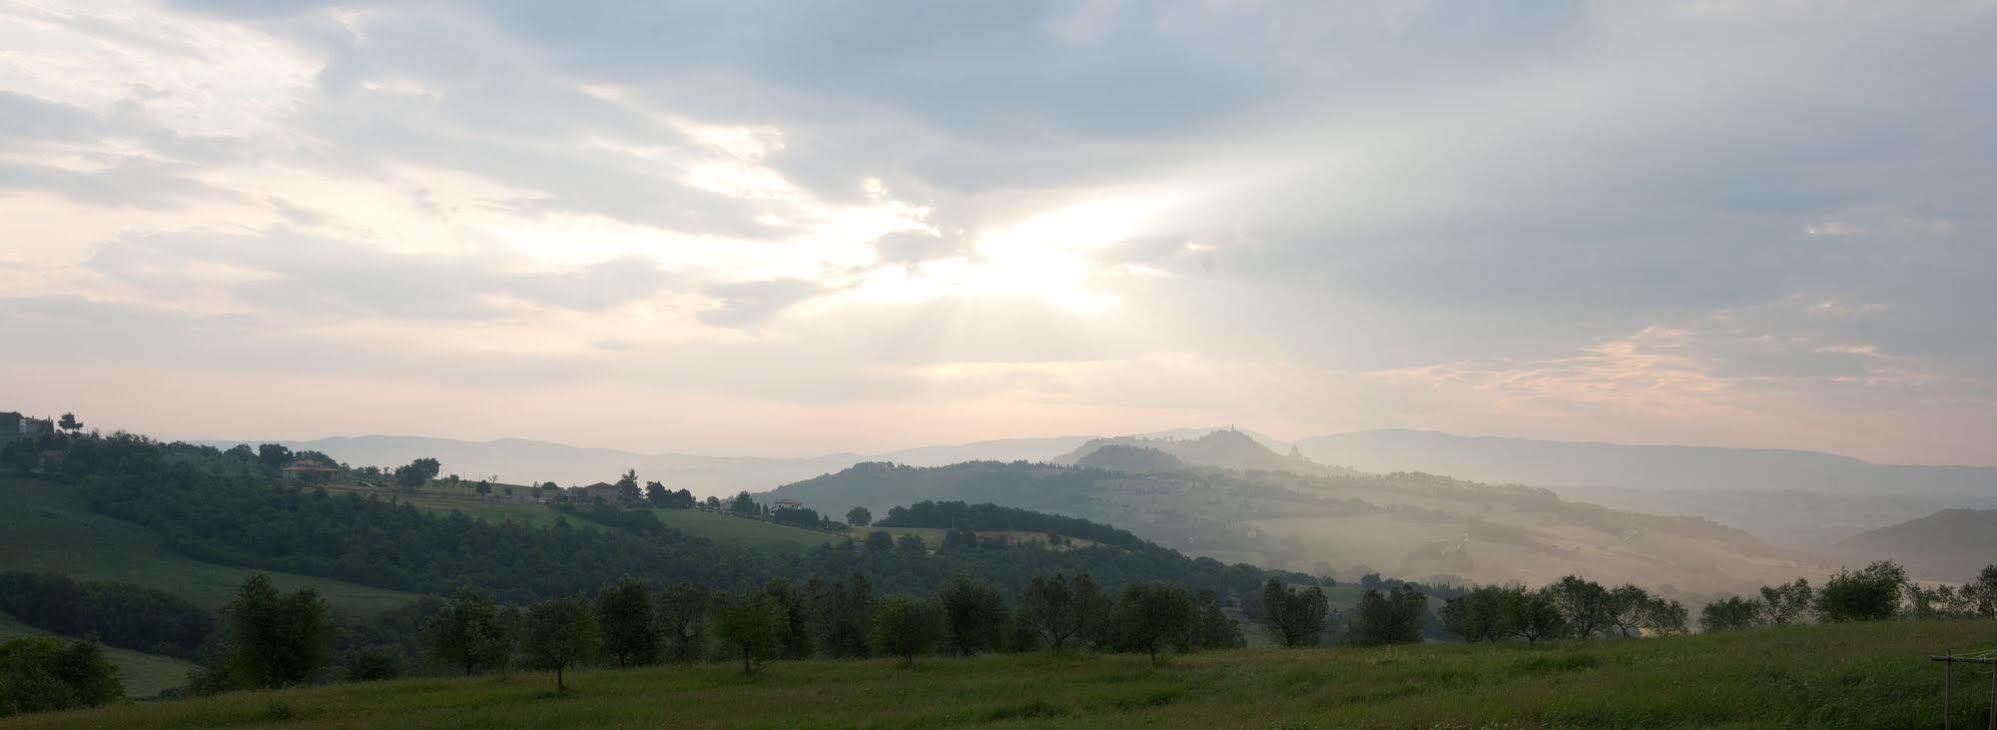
[
  {"xmin": 1702, "ymin": 561, "xmax": 1997, "ymax": 632},
  {"xmin": 422, "ymin": 571, "xmax": 1246, "ymax": 694},
  {"xmin": 1437, "ymin": 576, "xmax": 1690, "ymax": 644}
]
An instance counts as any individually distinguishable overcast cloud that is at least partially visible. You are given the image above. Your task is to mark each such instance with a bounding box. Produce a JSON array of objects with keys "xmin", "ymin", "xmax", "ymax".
[{"xmin": 1, "ymin": 0, "xmax": 1991, "ymax": 463}]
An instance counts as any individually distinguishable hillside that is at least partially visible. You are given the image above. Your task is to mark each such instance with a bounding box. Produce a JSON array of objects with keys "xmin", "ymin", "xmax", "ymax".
[
  {"xmin": 1074, "ymin": 445, "xmax": 1186, "ymax": 473},
  {"xmin": 6, "ymin": 620, "xmax": 1987, "ymax": 729},
  {"xmin": 762, "ymin": 457, "xmax": 1819, "ymax": 594},
  {"xmin": 1837, "ymin": 509, "xmax": 1997, "ymax": 581},
  {"xmin": 0, "ymin": 478, "xmax": 420, "ymax": 614},
  {"xmin": 1297, "ymin": 429, "xmax": 1997, "ymax": 547}
]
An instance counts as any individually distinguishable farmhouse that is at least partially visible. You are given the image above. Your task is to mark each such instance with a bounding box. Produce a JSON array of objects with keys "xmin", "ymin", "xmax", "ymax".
[
  {"xmin": 282, "ymin": 457, "xmax": 341, "ymax": 480},
  {"xmin": 573, "ymin": 482, "xmax": 620, "ymax": 502},
  {"xmin": 0, "ymin": 412, "xmax": 54, "ymax": 444}
]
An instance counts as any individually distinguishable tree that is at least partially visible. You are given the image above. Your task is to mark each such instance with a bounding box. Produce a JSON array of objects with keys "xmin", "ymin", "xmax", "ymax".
[
  {"xmin": 941, "ymin": 527, "xmax": 979, "ymax": 552},
  {"xmin": 846, "ymin": 506, "xmax": 872, "ymax": 527},
  {"xmin": 712, "ymin": 589, "xmax": 784, "ymax": 675},
  {"xmin": 1110, "ymin": 582, "xmax": 1195, "ymax": 665},
  {"xmin": 596, "ymin": 579, "xmax": 659, "ymax": 668},
  {"xmin": 521, "ymin": 599, "xmax": 597, "ymax": 694},
  {"xmin": 1605, "ymin": 584, "xmax": 1654, "ymax": 637},
  {"xmin": 56, "ymin": 413, "xmax": 82, "ymax": 434},
  {"xmin": 1261, "ymin": 580, "xmax": 1331, "ymax": 647},
  {"xmin": 872, "ymin": 595, "xmax": 944, "ymax": 666},
  {"xmin": 1759, "ymin": 578, "xmax": 1814, "ymax": 626},
  {"xmin": 256, "ymin": 443, "xmax": 294, "ymax": 471},
  {"xmin": 1441, "ymin": 585, "xmax": 1518, "ymax": 642},
  {"xmin": 939, "ymin": 576, "xmax": 1007, "ymax": 656},
  {"xmin": 1815, "ymin": 561, "xmax": 1907, "ymax": 622},
  {"xmin": 704, "ymin": 496, "xmax": 722, "ymax": 510},
  {"xmin": 808, "ymin": 573, "xmax": 874, "ymax": 659},
  {"xmin": 764, "ymin": 579, "xmax": 814, "ymax": 660},
  {"xmin": 1701, "ymin": 596, "xmax": 1763, "ymax": 632},
  {"xmin": 896, "ymin": 533, "xmax": 927, "ymax": 554},
  {"xmin": 475, "ymin": 481, "xmax": 492, "ymax": 497},
  {"xmin": 657, "ymin": 582, "xmax": 710, "ymax": 663},
  {"xmin": 1071, "ymin": 574, "xmax": 1113, "ymax": 648},
  {"xmin": 864, "ymin": 531, "xmax": 895, "ymax": 552},
  {"xmin": 1642, "ymin": 597, "xmax": 1690, "ymax": 636},
  {"xmin": 645, "ymin": 481, "xmax": 669, "ymax": 506},
  {"xmin": 431, "ymin": 590, "xmax": 511, "ymax": 676},
  {"xmin": 394, "ymin": 458, "xmax": 442, "ymax": 489},
  {"xmin": 0, "ymin": 636, "xmax": 121, "ymax": 716},
  {"xmin": 1349, "ymin": 585, "xmax": 1427, "ymax": 646},
  {"xmin": 1908, "ymin": 583, "xmax": 1977, "ymax": 619},
  {"xmin": 1546, "ymin": 576, "xmax": 1612, "ymax": 639},
  {"xmin": 1185, "ymin": 589, "xmax": 1245, "ymax": 650},
  {"xmin": 613, "ymin": 470, "xmax": 641, "ymax": 504},
  {"xmin": 1022, "ymin": 574, "xmax": 1083, "ymax": 650},
  {"xmin": 1967, "ymin": 565, "xmax": 1997, "ymax": 617},
  {"xmin": 1511, "ymin": 588, "xmax": 1568, "ymax": 644},
  {"xmin": 223, "ymin": 574, "xmax": 335, "ymax": 689}
]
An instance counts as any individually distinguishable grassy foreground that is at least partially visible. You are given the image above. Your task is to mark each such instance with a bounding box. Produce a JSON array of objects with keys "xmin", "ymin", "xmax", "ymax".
[{"xmin": 9, "ymin": 619, "xmax": 1995, "ymax": 729}]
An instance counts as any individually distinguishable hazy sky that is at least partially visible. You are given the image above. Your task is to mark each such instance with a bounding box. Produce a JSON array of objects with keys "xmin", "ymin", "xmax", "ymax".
[{"xmin": 2, "ymin": 1, "xmax": 1993, "ymax": 464}]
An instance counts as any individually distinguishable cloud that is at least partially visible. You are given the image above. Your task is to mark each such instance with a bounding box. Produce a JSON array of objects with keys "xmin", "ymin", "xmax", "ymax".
[{"xmin": 0, "ymin": 1, "xmax": 1992, "ymax": 463}]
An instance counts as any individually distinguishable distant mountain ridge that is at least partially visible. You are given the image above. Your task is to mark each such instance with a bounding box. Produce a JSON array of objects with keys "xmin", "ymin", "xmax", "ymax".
[
  {"xmin": 1295, "ymin": 429, "xmax": 1997, "ymax": 548},
  {"xmin": 1296, "ymin": 429, "xmax": 1996, "ymax": 496},
  {"xmin": 1055, "ymin": 429, "xmax": 1350, "ymax": 476}
]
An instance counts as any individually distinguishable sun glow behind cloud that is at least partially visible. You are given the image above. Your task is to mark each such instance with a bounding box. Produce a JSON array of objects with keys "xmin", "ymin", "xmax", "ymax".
[{"xmin": 844, "ymin": 190, "xmax": 1184, "ymax": 314}]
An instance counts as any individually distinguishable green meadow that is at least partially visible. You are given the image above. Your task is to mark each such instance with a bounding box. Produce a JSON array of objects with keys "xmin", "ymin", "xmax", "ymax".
[{"xmin": 8, "ymin": 618, "xmax": 1992, "ymax": 729}]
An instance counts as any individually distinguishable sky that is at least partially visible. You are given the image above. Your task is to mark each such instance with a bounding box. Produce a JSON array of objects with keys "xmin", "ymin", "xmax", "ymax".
[{"xmin": 1, "ymin": 1, "xmax": 1993, "ymax": 464}]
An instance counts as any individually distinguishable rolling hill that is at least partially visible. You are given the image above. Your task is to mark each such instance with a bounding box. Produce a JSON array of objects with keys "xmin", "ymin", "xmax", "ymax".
[
  {"xmin": 1835, "ymin": 509, "xmax": 1997, "ymax": 581},
  {"xmin": 0, "ymin": 478, "xmax": 420, "ymax": 614},
  {"xmin": 762, "ymin": 434, "xmax": 1821, "ymax": 595},
  {"xmin": 1296, "ymin": 429, "xmax": 1997, "ymax": 547},
  {"xmin": 1055, "ymin": 429, "xmax": 1348, "ymax": 477}
]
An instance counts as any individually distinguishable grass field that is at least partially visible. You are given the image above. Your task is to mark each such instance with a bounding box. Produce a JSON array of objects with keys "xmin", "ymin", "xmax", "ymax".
[
  {"xmin": 0, "ymin": 478, "xmax": 422, "ymax": 614},
  {"xmin": 319, "ymin": 484, "xmax": 565, "ymax": 528},
  {"xmin": 8, "ymin": 619, "xmax": 1994, "ymax": 728},
  {"xmin": 0, "ymin": 612, "xmax": 195, "ymax": 699}
]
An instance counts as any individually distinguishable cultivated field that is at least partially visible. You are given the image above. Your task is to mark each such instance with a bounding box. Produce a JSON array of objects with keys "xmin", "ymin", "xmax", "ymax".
[{"xmin": 7, "ymin": 619, "xmax": 1992, "ymax": 729}]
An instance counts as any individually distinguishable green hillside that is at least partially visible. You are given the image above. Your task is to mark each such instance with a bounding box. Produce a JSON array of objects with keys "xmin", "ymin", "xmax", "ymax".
[
  {"xmin": 0, "ymin": 612, "xmax": 195, "ymax": 700},
  {"xmin": 5, "ymin": 619, "xmax": 1989, "ymax": 729},
  {"xmin": 0, "ymin": 478, "xmax": 420, "ymax": 614}
]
